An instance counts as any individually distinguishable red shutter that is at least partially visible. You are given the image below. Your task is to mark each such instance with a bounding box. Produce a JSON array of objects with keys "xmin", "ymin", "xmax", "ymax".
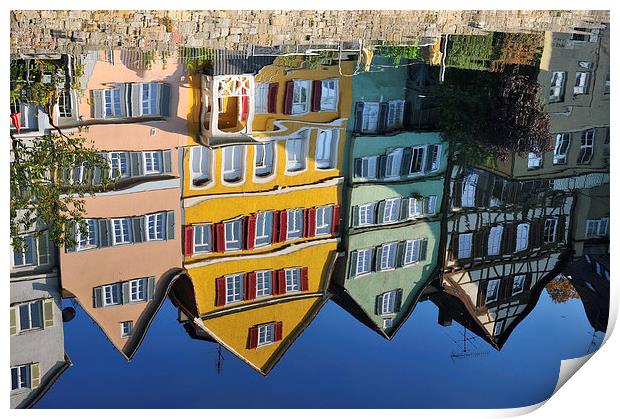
[
  {"xmin": 300, "ymin": 267, "xmax": 309, "ymax": 291},
  {"xmin": 331, "ymin": 204, "xmax": 341, "ymax": 235},
  {"xmin": 184, "ymin": 225, "xmax": 194, "ymax": 256},
  {"xmin": 247, "ymin": 326, "xmax": 259, "ymax": 349},
  {"xmin": 246, "ymin": 214, "xmax": 257, "ymax": 251},
  {"xmin": 277, "ymin": 269, "xmax": 286, "ymax": 294},
  {"xmin": 214, "ymin": 223, "xmax": 225, "ymax": 252},
  {"xmin": 307, "ymin": 207, "xmax": 316, "ymax": 238},
  {"xmin": 278, "ymin": 211, "xmax": 288, "ymax": 242},
  {"xmin": 274, "ymin": 321, "xmax": 283, "ymax": 342},
  {"xmin": 241, "ymin": 92, "xmax": 249, "ymax": 122},
  {"xmin": 245, "ymin": 272, "xmax": 257, "ymax": 300},
  {"xmin": 302, "ymin": 208, "xmax": 309, "ymax": 238},
  {"xmin": 271, "ymin": 270, "xmax": 278, "ymax": 294},
  {"xmin": 240, "ymin": 217, "xmax": 248, "ymax": 250},
  {"xmin": 271, "ymin": 210, "xmax": 280, "ymax": 243},
  {"xmin": 283, "ymin": 81, "xmax": 294, "ymax": 115},
  {"xmin": 268, "ymin": 83, "xmax": 279, "ymax": 114},
  {"xmin": 215, "ymin": 276, "xmax": 226, "ymax": 306},
  {"xmin": 311, "ymin": 80, "xmax": 322, "ymax": 112}
]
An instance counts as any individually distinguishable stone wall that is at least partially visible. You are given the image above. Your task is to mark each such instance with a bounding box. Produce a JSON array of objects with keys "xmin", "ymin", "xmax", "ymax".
[{"xmin": 11, "ymin": 10, "xmax": 610, "ymax": 55}]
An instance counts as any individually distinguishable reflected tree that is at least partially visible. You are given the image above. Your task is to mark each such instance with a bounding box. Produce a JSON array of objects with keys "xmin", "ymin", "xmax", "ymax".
[{"xmin": 545, "ymin": 276, "xmax": 581, "ymax": 304}]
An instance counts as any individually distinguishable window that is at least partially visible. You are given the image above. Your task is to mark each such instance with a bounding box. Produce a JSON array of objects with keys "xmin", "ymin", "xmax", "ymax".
[
  {"xmin": 528, "ymin": 152, "xmax": 543, "ymax": 168},
  {"xmin": 543, "ymin": 219, "xmax": 558, "ymax": 243},
  {"xmin": 11, "ymin": 365, "xmax": 30, "ymax": 391},
  {"xmin": 103, "ymin": 284, "xmax": 121, "ymax": 306},
  {"xmin": 383, "ymin": 198, "xmax": 401, "ymax": 223},
  {"xmin": 427, "ymin": 144, "xmax": 442, "ymax": 172},
  {"xmin": 104, "ymin": 87, "xmax": 123, "ymax": 117},
  {"xmin": 129, "ymin": 278, "xmax": 147, "ymax": 302},
  {"xmin": 487, "ymin": 225, "xmax": 503, "ymax": 256},
  {"xmin": 408, "ymin": 198, "xmax": 424, "ymax": 218},
  {"xmin": 386, "ymin": 100, "xmax": 405, "ymax": 129},
  {"xmin": 515, "ymin": 223, "xmax": 530, "ymax": 252},
  {"xmin": 379, "ymin": 242, "xmax": 398, "ymax": 270},
  {"xmin": 604, "ymin": 73, "xmax": 610, "ymax": 95},
  {"xmin": 380, "ymin": 291, "xmax": 396, "ymax": 314},
  {"xmin": 383, "ymin": 318, "xmax": 393, "ymax": 329},
  {"xmin": 141, "ymin": 83, "xmax": 159, "ymax": 116},
  {"xmin": 285, "ymin": 268, "xmax": 301, "ymax": 293},
  {"xmin": 255, "ymin": 142, "xmax": 275, "ymax": 177},
  {"xmin": 225, "ymin": 274, "xmax": 244, "ymax": 304},
  {"xmin": 586, "ymin": 218, "xmax": 609, "ymax": 237},
  {"xmin": 224, "ymin": 219, "xmax": 243, "ymax": 251},
  {"xmin": 121, "ymin": 321, "xmax": 133, "ymax": 337},
  {"xmin": 404, "ymin": 239, "xmax": 425, "ymax": 265},
  {"xmin": 255, "ymin": 211, "xmax": 273, "ymax": 247},
  {"xmin": 109, "ymin": 152, "xmax": 129, "ymax": 178},
  {"xmin": 315, "ymin": 129, "xmax": 337, "ymax": 169},
  {"xmin": 574, "ymin": 72, "xmax": 590, "ymax": 95},
  {"xmin": 286, "ymin": 133, "xmax": 308, "ymax": 172},
  {"xmin": 143, "ymin": 151, "xmax": 162, "ymax": 174},
  {"xmin": 222, "ymin": 145, "xmax": 244, "ymax": 181},
  {"xmin": 112, "ymin": 219, "xmax": 131, "ymax": 245},
  {"xmin": 360, "ymin": 156, "xmax": 378, "ymax": 179},
  {"xmin": 256, "ymin": 271, "xmax": 273, "ymax": 298},
  {"xmin": 577, "ymin": 129, "xmax": 595, "ymax": 164},
  {"xmin": 425, "ymin": 196, "xmax": 437, "ymax": 215},
  {"xmin": 385, "ymin": 148, "xmax": 404, "ymax": 179},
  {"xmin": 194, "ymin": 224, "xmax": 212, "ymax": 253},
  {"xmin": 320, "ymin": 79, "xmax": 338, "ymax": 111},
  {"xmin": 13, "ymin": 235, "xmax": 35, "ymax": 266},
  {"xmin": 462, "ymin": 173, "xmax": 478, "ymax": 207},
  {"xmin": 571, "ymin": 28, "xmax": 600, "ymax": 43},
  {"xmin": 286, "ymin": 209, "xmax": 303, "ymax": 240},
  {"xmin": 512, "ymin": 275, "xmax": 526, "ymax": 295},
  {"xmin": 549, "ymin": 71, "xmax": 566, "ymax": 102},
  {"xmin": 292, "ymin": 80, "xmax": 311, "ymax": 114},
  {"xmin": 458, "ymin": 233, "xmax": 473, "ymax": 259},
  {"xmin": 58, "ymin": 89, "xmax": 72, "ymax": 118},
  {"xmin": 146, "ymin": 213, "xmax": 164, "ymax": 241},
  {"xmin": 494, "ymin": 320, "xmax": 504, "ymax": 336},
  {"xmin": 553, "ymin": 133, "xmax": 571, "ymax": 164},
  {"xmin": 77, "ymin": 219, "xmax": 98, "ymax": 250},
  {"xmin": 355, "ymin": 248, "xmax": 372, "ymax": 276},
  {"xmin": 358, "ymin": 203, "xmax": 376, "ymax": 226},
  {"xmin": 257, "ymin": 323, "xmax": 275, "ymax": 346},
  {"xmin": 191, "ymin": 146, "xmax": 212, "ymax": 185},
  {"xmin": 18, "ymin": 301, "xmax": 43, "ymax": 332},
  {"xmin": 360, "ymin": 102, "xmax": 379, "ymax": 132},
  {"xmin": 486, "ymin": 279, "xmax": 500, "ymax": 304},
  {"xmin": 254, "ymin": 82, "xmax": 269, "ymax": 114},
  {"xmin": 315, "ymin": 206, "xmax": 333, "ymax": 236}
]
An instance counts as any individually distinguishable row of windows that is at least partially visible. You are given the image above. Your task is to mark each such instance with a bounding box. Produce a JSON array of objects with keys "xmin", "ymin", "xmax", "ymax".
[
  {"xmin": 585, "ymin": 217, "xmax": 609, "ymax": 238},
  {"xmin": 528, "ymin": 129, "xmax": 598, "ymax": 168},
  {"xmin": 454, "ymin": 218, "xmax": 561, "ymax": 260},
  {"xmin": 349, "ymin": 239, "xmax": 428, "ymax": 278},
  {"xmin": 351, "ymin": 195, "xmax": 437, "ymax": 228},
  {"xmin": 93, "ymin": 277, "xmax": 155, "ymax": 308},
  {"xmin": 255, "ymin": 79, "xmax": 339, "ymax": 115},
  {"xmin": 69, "ymin": 211, "xmax": 175, "ymax": 251},
  {"xmin": 92, "ymin": 82, "xmax": 168, "ymax": 119},
  {"xmin": 185, "ymin": 205, "xmax": 339, "ymax": 256},
  {"xmin": 9, "ymin": 299, "xmax": 55, "ymax": 336},
  {"xmin": 482, "ymin": 275, "xmax": 528, "ymax": 310},
  {"xmin": 353, "ymin": 144, "xmax": 442, "ymax": 181},
  {"xmin": 12, "ymin": 233, "xmax": 50, "ymax": 269},
  {"xmin": 549, "ymin": 67, "xmax": 600, "ymax": 103},
  {"xmin": 190, "ymin": 129, "xmax": 339, "ymax": 186},
  {"xmin": 353, "ymin": 100, "xmax": 406, "ymax": 134},
  {"xmin": 216, "ymin": 267, "xmax": 309, "ymax": 306}
]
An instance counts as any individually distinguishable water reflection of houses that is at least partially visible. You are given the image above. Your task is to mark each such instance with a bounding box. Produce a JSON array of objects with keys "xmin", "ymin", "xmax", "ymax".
[
  {"xmin": 331, "ymin": 59, "xmax": 447, "ymax": 338},
  {"xmin": 10, "ymin": 219, "xmax": 71, "ymax": 408},
  {"xmin": 171, "ymin": 54, "xmax": 354, "ymax": 374},
  {"xmin": 58, "ymin": 50, "xmax": 189, "ymax": 359}
]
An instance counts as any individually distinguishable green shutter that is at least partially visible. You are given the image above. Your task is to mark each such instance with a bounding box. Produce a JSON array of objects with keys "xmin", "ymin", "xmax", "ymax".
[
  {"xmin": 43, "ymin": 299, "xmax": 54, "ymax": 328},
  {"xmin": 132, "ymin": 217, "xmax": 145, "ymax": 243},
  {"xmin": 375, "ymin": 245, "xmax": 384, "ymax": 271},
  {"xmin": 93, "ymin": 287, "xmax": 103, "ymax": 308},
  {"xmin": 30, "ymin": 363, "xmax": 41, "ymax": 389},
  {"xmin": 162, "ymin": 150, "xmax": 173, "ymax": 174},
  {"xmin": 92, "ymin": 90, "xmax": 104, "ymax": 119},
  {"xmin": 130, "ymin": 152, "xmax": 144, "ymax": 177},
  {"xmin": 99, "ymin": 220, "xmax": 111, "ymax": 247},
  {"xmin": 348, "ymin": 251, "xmax": 358, "ymax": 278},
  {"xmin": 351, "ymin": 206, "xmax": 360, "ymax": 227},
  {"xmin": 395, "ymin": 241, "xmax": 406, "ymax": 268},
  {"xmin": 165, "ymin": 211, "xmax": 175, "ymax": 240},
  {"xmin": 419, "ymin": 239, "xmax": 428, "ymax": 261},
  {"xmin": 10, "ymin": 306, "xmax": 18, "ymax": 335},
  {"xmin": 147, "ymin": 277, "xmax": 156, "ymax": 301},
  {"xmin": 37, "ymin": 232, "xmax": 49, "ymax": 265},
  {"xmin": 122, "ymin": 282, "xmax": 130, "ymax": 304},
  {"xmin": 377, "ymin": 201, "xmax": 386, "ymax": 224}
]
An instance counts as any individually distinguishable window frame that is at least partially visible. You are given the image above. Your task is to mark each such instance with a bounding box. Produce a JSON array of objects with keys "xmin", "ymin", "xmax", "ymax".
[
  {"xmin": 457, "ymin": 233, "xmax": 473, "ymax": 259},
  {"xmin": 359, "ymin": 156, "xmax": 378, "ymax": 180},
  {"xmin": 315, "ymin": 129, "xmax": 338, "ymax": 169},
  {"xmin": 254, "ymin": 211, "xmax": 273, "ymax": 248},
  {"xmin": 382, "ymin": 198, "xmax": 401, "ymax": 223},
  {"xmin": 285, "ymin": 268, "xmax": 301, "ymax": 293},
  {"xmin": 111, "ymin": 218, "xmax": 132, "ymax": 245},
  {"xmin": 224, "ymin": 218, "xmax": 243, "ymax": 251},
  {"xmin": 553, "ymin": 133, "xmax": 571, "ymax": 165},
  {"xmin": 286, "ymin": 209, "xmax": 304, "ymax": 240},
  {"xmin": 358, "ymin": 203, "xmax": 376, "ymax": 226},
  {"xmin": 315, "ymin": 206, "xmax": 333, "ymax": 236},
  {"xmin": 146, "ymin": 213, "xmax": 165, "ymax": 241},
  {"xmin": 257, "ymin": 323, "xmax": 275, "ymax": 347},
  {"xmin": 17, "ymin": 300, "xmax": 43, "ymax": 332},
  {"xmin": 102, "ymin": 283, "xmax": 122, "ymax": 306},
  {"xmin": 380, "ymin": 291, "xmax": 397, "ymax": 315},
  {"xmin": 285, "ymin": 131, "xmax": 309, "ymax": 173},
  {"xmin": 254, "ymin": 142, "xmax": 275, "ymax": 177},
  {"xmin": 120, "ymin": 321, "xmax": 133, "ymax": 338},
  {"xmin": 461, "ymin": 173, "xmax": 478, "ymax": 207},
  {"xmin": 292, "ymin": 80, "xmax": 311, "ymax": 114},
  {"xmin": 512, "ymin": 275, "xmax": 526, "ymax": 295},
  {"xmin": 254, "ymin": 82, "xmax": 270, "ymax": 114},
  {"xmin": 225, "ymin": 273, "xmax": 244, "ymax": 305},
  {"xmin": 543, "ymin": 218, "xmax": 558, "ymax": 243},
  {"xmin": 222, "ymin": 145, "xmax": 245, "ymax": 182},
  {"xmin": 385, "ymin": 148, "xmax": 404, "ymax": 179},
  {"xmin": 487, "ymin": 225, "xmax": 503, "ymax": 256},
  {"xmin": 515, "ymin": 223, "xmax": 530, "ymax": 252},
  {"xmin": 255, "ymin": 270, "xmax": 273, "ymax": 298},
  {"xmin": 11, "ymin": 365, "xmax": 30, "ymax": 391},
  {"xmin": 360, "ymin": 102, "xmax": 380, "ymax": 133},
  {"xmin": 143, "ymin": 151, "xmax": 163, "ymax": 174},
  {"xmin": 320, "ymin": 79, "xmax": 339, "ymax": 111},
  {"xmin": 128, "ymin": 278, "xmax": 148, "ymax": 303},
  {"xmin": 193, "ymin": 223, "xmax": 213, "ymax": 253},
  {"xmin": 191, "ymin": 146, "xmax": 212, "ymax": 185},
  {"xmin": 549, "ymin": 71, "xmax": 566, "ymax": 103},
  {"xmin": 485, "ymin": 279, "xmax": 501, "ymax": 304},
  {"xmin": 379, "ymin": 242, "xmax": 398, "ymax": 271},
  {"xmin": 355, "ymin": 248, "xmax": 372, "ymax": 277}
]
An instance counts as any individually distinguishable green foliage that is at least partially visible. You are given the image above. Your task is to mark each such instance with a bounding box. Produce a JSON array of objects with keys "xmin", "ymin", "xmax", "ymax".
[
  {"xmin": 377, "ymin": 45, "xmax": 422, "ymax": 65},
  {"xmin": 277, "ymin": 51, "xmax": 339, "ymax": 70},
  {"xmin": 10, "ymin": 132, "xmax": 110, "ymax": 251},
  {"xmin": 446, "ymin": 33, "xmax": 495, "ymax": 70},
  {"xmin": 179, "ymin": 47, "xmax": 214, "ymax": 73},
  {"xmin": 10, "ymin": 58, "xmax": 66, "ymax": 108}
]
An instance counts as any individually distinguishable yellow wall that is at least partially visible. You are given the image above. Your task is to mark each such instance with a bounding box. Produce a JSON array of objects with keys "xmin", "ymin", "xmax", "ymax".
[
  {"xmin": 201, "ymin": 296, "xmax": 322, "ymax": 373},
  {"xmin": 188, "ymin": 240, "xmax": 336, "ymax": 314}
]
